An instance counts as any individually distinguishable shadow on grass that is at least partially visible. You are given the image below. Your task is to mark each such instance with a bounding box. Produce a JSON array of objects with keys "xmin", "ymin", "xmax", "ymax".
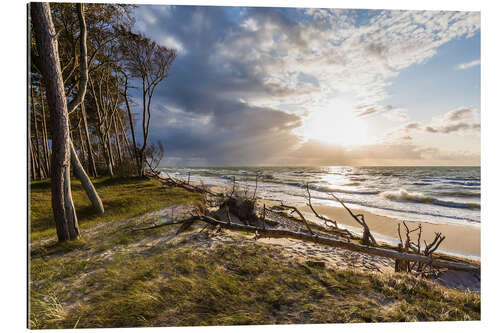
[
  {"xmin": 30, "ymin": 176, "xmax": 202, "ymax": 241},
  {"xmin": 30, "ymin": 180, "xmax": 52, "ymax": 191},
  {"xmin": 31, "ymin": 238, "xmax": 88, "ymax": 259},
  {"xmin": 92, "ymin": 176, "xmax": 147, "ymax": 188}
]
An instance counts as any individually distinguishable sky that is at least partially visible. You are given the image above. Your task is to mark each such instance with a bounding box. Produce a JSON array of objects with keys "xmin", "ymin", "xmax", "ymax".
[{"xmin": 130, "ymin": 5, "xmax": 480, "ymax": 166}]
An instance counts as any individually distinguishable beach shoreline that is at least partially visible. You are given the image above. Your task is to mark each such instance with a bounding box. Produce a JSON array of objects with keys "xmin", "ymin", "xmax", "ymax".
[
  {"xmin": 254, "ymin": 197, "xmax": 480, "ymax": 259},
  {"xmin": 298, "ymin": 204, "xmax": 480, "ymax": 258},
  {"xmin": 202, "ymin": 182, "xmax": 480, "ymax": 260}
]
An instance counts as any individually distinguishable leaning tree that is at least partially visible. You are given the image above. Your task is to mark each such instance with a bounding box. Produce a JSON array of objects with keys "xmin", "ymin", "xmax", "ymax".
[
  {"xmin": 30, "ymin": 2, "xmax": 80, "ymax": 241},
  {"xmin": 119, "ymin": 29, "xmax": 176, "ymax": 177},
  {"xmin": 31, "ymin": 3, "xmax": 105, "ymax": 216}
]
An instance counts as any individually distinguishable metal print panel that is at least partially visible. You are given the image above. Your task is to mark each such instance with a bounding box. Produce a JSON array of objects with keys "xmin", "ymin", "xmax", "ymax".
[{"xmin": 28, "ymin": 1, "xmax": 481, "ymax": 329}]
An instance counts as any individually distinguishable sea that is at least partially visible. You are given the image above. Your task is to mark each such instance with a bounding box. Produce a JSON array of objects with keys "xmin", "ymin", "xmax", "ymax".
[{"xmin": 160, "ymin": 166, "xmax": 480, "ymax": 227}]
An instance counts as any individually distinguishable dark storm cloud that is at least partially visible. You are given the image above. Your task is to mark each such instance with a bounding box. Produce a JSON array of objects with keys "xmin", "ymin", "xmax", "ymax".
[
  {"xmin": 135, "ymin": 5, "xmax": 313, "ymax": 112},
  {"xmin": 128, "ymin": 6, "xmax": 480, "ymax": 166},
  {"xmin": 129, "ymin": 5, "xmax": 317, "ymax": 165},
  {"xmin": 146, "ymin": 98, "xmax": 302, "ymax": 165}
]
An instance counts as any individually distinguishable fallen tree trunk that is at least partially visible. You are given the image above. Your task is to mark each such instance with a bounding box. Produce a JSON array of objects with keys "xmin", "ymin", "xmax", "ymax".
[
  {"xmin": 144, "ymin": 173, "xmax": 479, "ymax": 273},
  {"xmin": 154, "ymin": 172, "xmax": 221, "ymax": 197},
  {"xmin": 177, "ymin": 215, "xmax": 479, "ymax": 273}
]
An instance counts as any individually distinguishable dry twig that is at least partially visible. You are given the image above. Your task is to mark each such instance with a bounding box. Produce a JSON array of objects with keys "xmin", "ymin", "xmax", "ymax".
[{"xmin": 329, "ymin": 193, "xmax": 377, "ymax": 245}]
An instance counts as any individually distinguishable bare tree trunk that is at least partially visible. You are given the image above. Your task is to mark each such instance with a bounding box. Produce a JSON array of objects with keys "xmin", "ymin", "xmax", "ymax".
[
  {"xmin": 139, "ymin": 85, "xmax": 147, "ymax": 177},
  {"xmin": 97, "ymin": 123, "xmax": 114, "ymax": 178},
  {"xmin": 106, "ymin": 131, "xmax": 115, "ymax": 171},
  {"xmin": 63, "ymin": 3, "xmax": 105, "ymax": 215},
  {"xmin": 121, "ymin": 71, "xmax": 141, "ymax": 174},
  {"xmin": 31, "ymin": 2, "xmax": 79, "ymax": 241},
  {"xmin": 64, "ymin": 166, "xmax": 79, "ymax": 239},
  {"xmin": 70, "ymin": 141, "xmax": 104, "ymax": 214},
  {"xmin": 77, "ymin": 116, "xmax": 87, "ymax": 166},
  {"xmin": 94, "ymin": 102, "xmax": 114, "ymax": 178},
  {"xmin": 103, "ymin": 136, "xmax": 114, "ymax": 177},
  {"xmin": 95, "ymin": 111, "xmax": 114, "ymax": 178},
  {"xmin": 30, "ymin": 137, "xmax": 41, "ymax": 180},
  {"xmin": 117, "ymin": 115, "xmax": 134, "ymax": 159},
  {"xmin": 80, "ymin": 103, "xmax": 97, "ymax": 177},
  {"xmin": 29, "ymin": 137, "xmax": 37, "ymax": 181},
  {"xmin": 112, "ymin": 115, "xmax": 123, "ymax": 165},
  {"xmin": 138, "ymin": 150, "xmax": 145, "ymax": 177},
  {"xmin": 40, "ymin": 88, "xmax": 51, "ymax": 175},
  {"xmin": 31, "ymin": 87, "xmax": 47, "ymax": 178}
]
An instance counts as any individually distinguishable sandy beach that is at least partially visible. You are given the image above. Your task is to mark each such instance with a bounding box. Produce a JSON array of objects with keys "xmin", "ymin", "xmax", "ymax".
[
  {"xmin": 299, "ymin": 204, "xmax": 480, "ymax": 258},
  {"xmin": 205, "ymin": 183, "xmax": 480, "ymax": 259}
]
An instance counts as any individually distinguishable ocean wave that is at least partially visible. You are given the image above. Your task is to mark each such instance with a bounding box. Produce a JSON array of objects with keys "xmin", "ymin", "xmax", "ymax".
[
  {"xmin": 380, "ymin": 189, "xmax": 480, "ymax": 210},
  {"xmin": 444, "ymin": 181, "xmax": 481, "ymax": 187},
  {"xmin": 349, "ymin": 177, "xmax": 367, "ymax": 182},
  {"xmin": 441, "ymin": 177, "xmax": 481, "ymax": 182},
  {"xmin": 437, "ymin": 191, "xmax": 481, "ymax": 198},
  {"xmin": 309, "ymin": 184, "xmax": 379, "ymax": 195},
  {"xmin": 263, "ymin": 179, "xmax": 379, "ymax": 195}
]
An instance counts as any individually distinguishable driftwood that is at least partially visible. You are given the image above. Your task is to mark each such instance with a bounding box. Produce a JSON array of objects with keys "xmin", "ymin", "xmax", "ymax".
[
  {"xmin": 160, "ymin": 215, "xmax": 479, "ymax": 273},
  {"xmin": 144, "ymin": 172, "xmax": 478, "ymax": 274},
  {"xmin": 395, "ymin": 221, "xmax": 447, "ymax": 276},
  {"xmin": 154, "ymin": 172, "xmax": 221, "ymax": 198},
  {"xmin": 329, "ymin": 193, "xmax": 377, "ymax": 246},
  {"xmin": 305, "ymin": 184, "xmax": 353, "ymax": 239},
  {"xmin": 252, "ymin": 173, "xmax": 259, "ymax": 200},
  {"xmin": 131, "ymin": 220, "xmax": 187, "ymax": 232},
  {"xmin": 279, "ymin": 203, "xmax": 315, "ymax": 236}
]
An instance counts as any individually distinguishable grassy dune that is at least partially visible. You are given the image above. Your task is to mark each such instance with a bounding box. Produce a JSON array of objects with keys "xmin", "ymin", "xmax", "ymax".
[
  {"xmin": 29, "ymin": 177, "xmax": 480, "ymax": 329},
  {"xmin": 29, "ymin": 177, "xmax": 202, "ymax": 242}
]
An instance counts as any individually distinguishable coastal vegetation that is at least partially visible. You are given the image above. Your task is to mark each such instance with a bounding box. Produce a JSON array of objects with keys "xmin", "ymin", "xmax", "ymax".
[
  {"xmin": 29, "ymin": 178, "xmax": 480, "ymax": 329},
  {"xmin": 29, "ymin": 177, "xmax": 201, "ymax": 242},
  {"xmin": 30, "ymin": 2, "xmax": 175, "ymax": 242},
  {"xmin": 29, "ymin": 174, "xmax": 481, "ymax": 328},
  {"xmin": 28, "ymin": 3, "xmax": 481, "ymax": 329}
]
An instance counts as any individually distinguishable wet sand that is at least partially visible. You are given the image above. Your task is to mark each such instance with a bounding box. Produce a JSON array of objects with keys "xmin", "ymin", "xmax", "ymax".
[{"xmin": 299, "ymin": 204, "xmax": 480, "ymax": 258}]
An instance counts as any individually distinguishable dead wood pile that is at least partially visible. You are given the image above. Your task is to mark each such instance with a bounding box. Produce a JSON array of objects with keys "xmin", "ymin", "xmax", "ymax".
[{"xmin": 142, "ymin": 172, "xmax": 479, "ymax": 274}]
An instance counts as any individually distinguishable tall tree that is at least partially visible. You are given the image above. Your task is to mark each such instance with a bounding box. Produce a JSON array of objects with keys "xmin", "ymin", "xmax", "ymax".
[
  {"xmin": 79, "ymin": 102, "xmax": 97, "ymax": 177},
  {"xmin": 120, "ymin": 30, "xmax": 176, "ymax": 176},
  {"xmin": 31, "ymin": 2, "xmax": 79, "ymax": 241},
  {"xmin": 31, "ymin": 3, "xmax": 105, "ymax": 214},
  {"xmin": 67, "ymin": 3, "xmax": 104, "ymax": 214},
  {"xmin": 119, "ymin": 69, "xmax": 141, "ymax": 174}
]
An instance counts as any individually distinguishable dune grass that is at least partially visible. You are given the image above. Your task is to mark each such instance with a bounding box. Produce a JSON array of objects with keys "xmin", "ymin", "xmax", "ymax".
[
  {"xmin": 29, "ymin": 176, "xmax": 202, "ymax": 242},
  {"xmin": 30, "ymin": 238, "xmax": 480, "ymax": 329},
  {"xmin": 29, "ymin": 177, "xmax": 480, "ymax": 329}
]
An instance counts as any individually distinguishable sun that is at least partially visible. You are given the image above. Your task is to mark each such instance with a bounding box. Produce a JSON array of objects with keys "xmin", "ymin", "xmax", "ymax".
[{"xmin": 300, "ymin": 105, "xmax": 371, "ymax": 147}]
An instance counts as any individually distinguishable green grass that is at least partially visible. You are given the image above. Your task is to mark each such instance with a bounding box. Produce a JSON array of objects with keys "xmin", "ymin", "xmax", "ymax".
[
  {"xmin": 30, "ymin": 239, "xmax": 480, "ymax": 329},
  {"xmin": 29, "ymin": 177, "xmax": 480, "ymax": 328},
  {"xmin": 29, "ymin": 176, "xmax": 202, "ymax": 242}
]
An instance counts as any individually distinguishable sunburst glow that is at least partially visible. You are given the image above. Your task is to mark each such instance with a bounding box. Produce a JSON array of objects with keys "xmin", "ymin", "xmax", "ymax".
[{"xmin": 300, "ymin": 103, "xmax": 371, "ymax": 147}]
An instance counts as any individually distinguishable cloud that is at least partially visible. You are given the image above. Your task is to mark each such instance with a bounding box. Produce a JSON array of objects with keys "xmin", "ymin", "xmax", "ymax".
[
  {"xmin": 425, "ymin": 107, "xmax": 480, "ymax": 134},
  {"xmin": 281, "ymin": 139, "xmax": 479, "ymax": 166},
  {"xmin": 159, "ymin": 35, "xmax": 186, "ymax": 55},
  {"xmin": 402, "ymin": 122, "xmax": 423, "ymax": 131},
  {"xmin": 356, "ymin": 104, "xmax": 408, "ymax": 120},
  {"xmin": 456, "ymin": 59, "xmax": 480, "ymax": 70},
  {"xmin": 383, "ymin": 107, "xmax": 480, "ymax": 142},
  {"xmin": 128, "ymin": 6, "xmax": 480, "ymax": 165},
  {"xmin": 383, "ymin": 109, "xmax": 409, "ymax": 121},
  {"xmin": 147, "ymin": 99, "xmax": 303, "ymax": 166}
]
